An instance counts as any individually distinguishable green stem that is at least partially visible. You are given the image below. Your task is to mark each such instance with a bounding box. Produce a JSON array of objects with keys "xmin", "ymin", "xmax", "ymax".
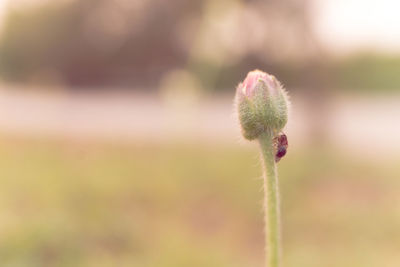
[{"xmin": 258, "ymin": 131, "xmax": 281, "ymax": 267}]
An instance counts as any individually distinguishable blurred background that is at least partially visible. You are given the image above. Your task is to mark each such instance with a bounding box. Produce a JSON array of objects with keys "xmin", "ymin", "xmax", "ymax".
[{"xmin": 0, "ymin": 0, "xmax": 400, "ymax": 266}]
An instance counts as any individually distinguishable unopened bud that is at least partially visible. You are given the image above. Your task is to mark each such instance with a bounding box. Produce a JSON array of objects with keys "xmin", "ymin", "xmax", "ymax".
[{"xmin": 235, "ymin": 70, "xmax": 289, "ymax": 140}]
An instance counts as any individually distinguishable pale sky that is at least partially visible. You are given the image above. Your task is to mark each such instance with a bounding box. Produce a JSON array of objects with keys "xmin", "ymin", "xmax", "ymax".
[
  {"xmin": 0, "ymin": 0, "xmax": 9, "ymax": 33},
  {"xmin": 0, "ymin": 0, "xmax": 7, "ymax": 20},
  {"xmin": 312, "ymin": 0, "xmax": 400, "ymax": 53}
]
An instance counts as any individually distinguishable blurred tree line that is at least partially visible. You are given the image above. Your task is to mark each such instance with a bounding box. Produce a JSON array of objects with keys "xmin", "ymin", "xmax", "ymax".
[
  {"xmin": 0, "ymin": 0, "xmax": 399, "ymax": 91},
  {"xmin": 0, "ymin": 0, "xmax": 200, "ymax": 87}
]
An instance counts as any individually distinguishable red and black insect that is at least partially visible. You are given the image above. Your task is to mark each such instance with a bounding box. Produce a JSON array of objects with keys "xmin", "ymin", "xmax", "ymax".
[{"xmin": 274, "ymin": 133, "xmax": 288, "ymax": 163}]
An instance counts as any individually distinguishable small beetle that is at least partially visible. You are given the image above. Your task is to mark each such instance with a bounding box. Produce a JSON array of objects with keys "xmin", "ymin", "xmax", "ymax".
[{"xmin": 274, "ymin": 133, "xmax": 288, "ymax": 163}]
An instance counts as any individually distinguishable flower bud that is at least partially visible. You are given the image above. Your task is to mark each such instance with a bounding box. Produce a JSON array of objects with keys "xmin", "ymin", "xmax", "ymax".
[{"xmin": 235, "ymin": 70, "xmax": 289, "ymax": 140}]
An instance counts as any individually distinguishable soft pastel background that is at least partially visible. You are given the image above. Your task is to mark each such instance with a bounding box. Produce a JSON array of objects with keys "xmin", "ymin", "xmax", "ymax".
[{"xmin": 0, "ymin": 0, "xmax": 400, "ymax": 266}]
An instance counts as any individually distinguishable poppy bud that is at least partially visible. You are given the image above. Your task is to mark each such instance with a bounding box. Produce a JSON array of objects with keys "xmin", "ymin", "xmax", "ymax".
[{"xmin": 236, "ymin": 70, "xmax": 289, "ymax": 140}]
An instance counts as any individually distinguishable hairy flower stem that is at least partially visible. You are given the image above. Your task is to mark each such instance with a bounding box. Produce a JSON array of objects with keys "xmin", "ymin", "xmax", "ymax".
[{"xmin": 258, "ymin": 131, "xmax": 281, "ymax": 267}]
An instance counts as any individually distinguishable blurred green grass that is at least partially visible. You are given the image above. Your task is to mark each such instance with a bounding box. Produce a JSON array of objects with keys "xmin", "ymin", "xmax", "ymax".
[{"xmin": 0, "ymin": 138, "xmax": 399, "ymax": 267}]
